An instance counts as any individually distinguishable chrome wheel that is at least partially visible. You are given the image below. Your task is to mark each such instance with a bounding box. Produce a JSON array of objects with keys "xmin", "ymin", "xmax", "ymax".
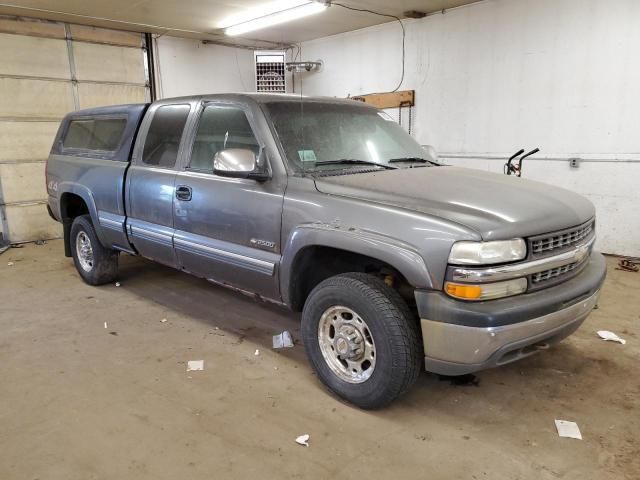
[
  {"xmin": 76, "ymin": 231, "xmax": 94, "ymax": 272},
  {"xmin": 318, "ymin": 305, "xmax": 376, "ymax": 384}
]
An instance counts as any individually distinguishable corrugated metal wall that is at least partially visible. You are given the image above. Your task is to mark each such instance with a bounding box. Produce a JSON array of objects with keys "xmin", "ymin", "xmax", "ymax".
[{"xmin": 0, "ymin": 16, "xmax": 149, "ymax": 243}]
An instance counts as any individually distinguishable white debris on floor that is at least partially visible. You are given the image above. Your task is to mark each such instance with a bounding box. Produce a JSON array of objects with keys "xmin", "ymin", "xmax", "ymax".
[
  {"xmin": 555, "ymin": 420, "xmax": 582, "ymax": 440},
  {"xmin": 160, "ymin": 318, "xmax": 167, "ymax": 323},
  {"xmin": 7, "ymin": 262, "xmax": 14, "ymax": 266},
  {"xmin": 273, "ymin": 331, "xmax": 294, "ymax": 349},
  {"xmin": 295, "ymin": 434, "xmax": 310, "ymax": 447},
  {"xmin": 187, "ymin": 360, "xmax": 204, "ymax": 371},
  {"xmin": 104, "ymin": 322, "xmax": 107, "ymax": 329},
  {"xmin": 254, "ymin": 349, "xmax": 260, "ymax": 356},
  {"xmin": 115, "ymin": 282, "xmax": 121, "ymax": 287},
  {"xmin": 597, "ymin": 330, "xmax": 626, "ymax": 344}
]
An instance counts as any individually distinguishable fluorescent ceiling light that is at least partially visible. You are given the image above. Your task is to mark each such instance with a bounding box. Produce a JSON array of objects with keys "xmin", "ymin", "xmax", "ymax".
[
  {"xmin": 218, "ymin": 0, "xmax": 309, "ymax": 28},
  {"xmin": 220, "ymin": 0, "xmax": 327, "ymax": 36}
]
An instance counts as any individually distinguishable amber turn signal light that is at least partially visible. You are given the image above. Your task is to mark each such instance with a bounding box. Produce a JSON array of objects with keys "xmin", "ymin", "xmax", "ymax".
[{"xmin": 445, "ymin": 282, "xmax": 482, "ymax": 300}]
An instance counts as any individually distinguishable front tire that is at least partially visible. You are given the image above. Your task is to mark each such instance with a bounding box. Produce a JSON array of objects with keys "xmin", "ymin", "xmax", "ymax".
[
  {"xmin": 302, "ymin": 273, "xmax": 422, "ymax": 409},
  {"xmin": 70, "ymin": 215, "xmax": 119, "ymax": 286}
]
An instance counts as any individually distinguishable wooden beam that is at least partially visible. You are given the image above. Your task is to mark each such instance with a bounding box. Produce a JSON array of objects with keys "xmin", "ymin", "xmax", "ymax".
[{"xmin": 350, "ymin": 90, "xmax": 414, "ymax": 109}]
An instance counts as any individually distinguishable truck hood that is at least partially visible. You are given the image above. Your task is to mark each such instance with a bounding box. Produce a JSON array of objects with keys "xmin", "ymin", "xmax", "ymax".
[{"xmin": 313, "ymin": 166, "xmax": 595, "ymax": 240}]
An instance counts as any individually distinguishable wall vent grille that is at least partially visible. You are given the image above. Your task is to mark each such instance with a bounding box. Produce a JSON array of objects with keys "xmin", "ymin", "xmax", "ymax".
[{"xmin": 255, "ymin": 51, "xmax": 286, "ymax": 93}]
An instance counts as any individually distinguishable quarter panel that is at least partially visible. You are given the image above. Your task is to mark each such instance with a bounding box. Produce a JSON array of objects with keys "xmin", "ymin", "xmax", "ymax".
[{"xmin": 47, "ymin": 154, "xmax": 130, "ymax": 248}]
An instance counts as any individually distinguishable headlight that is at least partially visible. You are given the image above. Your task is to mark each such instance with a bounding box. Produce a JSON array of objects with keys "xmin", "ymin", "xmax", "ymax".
[
  {"xmin": 448, "ymin": 239, "xmax": 526, "ymax": 265},
  {"xmin": 445, "ymin": 278, "xmax": 527, "ymax": 301}
]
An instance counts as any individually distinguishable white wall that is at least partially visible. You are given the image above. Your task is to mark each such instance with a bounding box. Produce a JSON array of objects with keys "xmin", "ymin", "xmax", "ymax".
[
  {"xmin": 155, "ymin": 36, "xmax": 254, "ymax": 98},
  {"xmin": 295, "ymin": 0, "xmax": 640, "ymax": 256}
]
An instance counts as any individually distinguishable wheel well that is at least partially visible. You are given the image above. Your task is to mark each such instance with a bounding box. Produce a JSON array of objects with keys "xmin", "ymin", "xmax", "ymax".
[
  {"xmin": 60, "ymin": 193, "xmax": 89, "ymax": 221},
  {"xmin": 60, "ymin": 193, "xmax": 89, "ymax": 257},
  {"xmin": 288, "ymin": 246, "xmax": 415, "ymax": 312}
]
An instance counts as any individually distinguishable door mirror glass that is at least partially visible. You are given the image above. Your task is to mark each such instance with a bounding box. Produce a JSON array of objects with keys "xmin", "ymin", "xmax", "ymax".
[{"xmin": 213, "ymin": 148, "xmax": 269, "ymax": 181}]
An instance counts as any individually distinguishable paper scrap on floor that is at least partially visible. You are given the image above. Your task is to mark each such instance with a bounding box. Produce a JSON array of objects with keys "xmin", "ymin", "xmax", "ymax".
[
  {"xmin": 273, "ymin": 331, "xmax": 294, "ymax": 349},
  {"xmin": 295, "ymin": 434, "xmax": 310, "ymax": 447},
  {"xmin": 187, "ymin": 360, "xmax": 204, "ymax": 371},
  {"xmin": 597, "ymin": 330, "xmax": 626, "ymax": 344},
  {"xmin": 555, "ymin": 419, "xmax": 582, "ymax": 440}
]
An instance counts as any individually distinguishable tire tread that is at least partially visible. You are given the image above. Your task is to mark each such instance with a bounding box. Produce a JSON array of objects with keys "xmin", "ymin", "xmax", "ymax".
[
  {"xmin": 70, "ymin": 215, "xmax": 119, "ymax": 286},
  {"xmin": 302, "ymin": 272, "xmax": 423, "ymax": 409}
]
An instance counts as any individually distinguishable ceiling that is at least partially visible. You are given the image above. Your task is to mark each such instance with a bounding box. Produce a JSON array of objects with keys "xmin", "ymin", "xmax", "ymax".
[{"xmin": 0, "ymin": 0, "xmax": 480, "ymax": 47}]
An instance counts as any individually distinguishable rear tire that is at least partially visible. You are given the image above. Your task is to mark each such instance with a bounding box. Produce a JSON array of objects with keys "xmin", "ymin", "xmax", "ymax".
[
  {"xmin": 302, "ymin": 273, "xmax": 422, "ymax": 409},
  {"xmin": 70, "ymin": 215, "xmax": 119, "ymax": 286}
]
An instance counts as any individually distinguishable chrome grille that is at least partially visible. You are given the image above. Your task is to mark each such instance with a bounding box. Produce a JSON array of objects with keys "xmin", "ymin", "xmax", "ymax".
[
  {"xmin": 531, "ymin": 262, "xmax": 578, "ymax": 284},
  {"xmin": 530, "ymin": 221, "xmax": 594, "ymax": 255}
]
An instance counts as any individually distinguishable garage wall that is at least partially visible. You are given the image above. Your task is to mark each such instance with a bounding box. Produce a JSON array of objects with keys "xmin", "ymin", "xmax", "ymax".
[
  {"xmin": 294, "ymin": 0, "xmax": 640, "ymax": 256},
  {"xmin": 155, "ymin": 36, "xmax": 255, "ymax": 98},
  {"xmin": 0, "ymin": 16, "xmax": 149, "ymax": 243}
]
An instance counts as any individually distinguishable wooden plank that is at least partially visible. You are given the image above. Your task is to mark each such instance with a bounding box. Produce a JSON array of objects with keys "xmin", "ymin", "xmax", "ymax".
[
  {"xmin": 0, "ymin": 15, "xmax": 65, "ymax": 39},
  {"xmin": 0, "ymin": 162, "xmax": 47, "ymax": 204},
  {"xmin": 2, "ymin": 202, "xmax": 62, "ymax": 242},
  {"xmin": 0, "ymin": 77, "xmax": 74, "ymax": 119},
  {"xmin": 0, "ymin": 32, "xmax": 70, "ymax": 79},
  {"xmin": 73, "ymin": 42, "xmax": 146, "ymax": 83},
  {"xmin": 69, "ymin": 25, "xmax": 143, "ymax": 48},
  {"xmin": 77, "ymin": 83, "xmax": 147, "ymax": 109},
  {"xmin": 350, "ymin": 90, "xmax": 414, "ymax": 109},
  {"xmin": 0, "ymin": 121, "xmax": 59, "ymax": 162}
]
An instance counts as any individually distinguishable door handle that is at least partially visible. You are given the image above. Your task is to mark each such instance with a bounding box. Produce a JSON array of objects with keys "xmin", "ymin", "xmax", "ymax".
[{"xmin": 176, "ymin": 185, "xmax": 192, "ymax": 201}]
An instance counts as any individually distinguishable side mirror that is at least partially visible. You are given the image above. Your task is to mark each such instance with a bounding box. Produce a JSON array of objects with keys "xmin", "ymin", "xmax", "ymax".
[
  {"xmin": 422, "ymin": 145, "xmax": 440, "ymax": 163},
  {"xmin": 213, "ymin": 148, "xmax": 269, "ymax": 181}
]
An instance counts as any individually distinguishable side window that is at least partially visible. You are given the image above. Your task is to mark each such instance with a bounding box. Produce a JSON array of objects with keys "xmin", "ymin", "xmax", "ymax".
[
  {"xmin": 142, "ymin": 104, "xmax": 190, "ymax": 168},
  {"xmin": 189, "ymin": 105, "xmax": 260, "ymax": 172},
  {"xmin": 63, "ymin": 117, "xmax": 127, "ymax": 152}
]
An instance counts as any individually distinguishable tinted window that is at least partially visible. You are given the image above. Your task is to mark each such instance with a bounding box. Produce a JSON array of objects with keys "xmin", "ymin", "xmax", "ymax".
[
  {"xmin": 189, "ymin": 105, "xmax": 259, "ymax": 172},
  {"xmin": 142, "ymin": 104, "xmax": 190, "ymax": 168},
  {"xmin": 63, "ymin": 118, "xmax": 127, "ymax": 151}
]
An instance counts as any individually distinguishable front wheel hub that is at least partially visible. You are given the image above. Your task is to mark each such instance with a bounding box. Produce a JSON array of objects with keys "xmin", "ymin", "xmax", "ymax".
[
  {"xmin": 318, "ymin": 306, "xmax": 376, "ymax": 384},
  {"xmin": 334, "ymin": 327, "xmax": 364, "ymax": 360}
]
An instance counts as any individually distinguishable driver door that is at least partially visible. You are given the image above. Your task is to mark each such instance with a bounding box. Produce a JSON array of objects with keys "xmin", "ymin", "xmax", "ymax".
[{"xmin": 173, "ymin": 102, "xmax": 285, "ymax": 300}]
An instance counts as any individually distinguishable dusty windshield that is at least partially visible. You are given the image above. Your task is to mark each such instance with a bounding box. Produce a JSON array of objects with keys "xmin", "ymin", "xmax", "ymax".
[{"xmin": 264, "ymin": 101, "xmax": 435, "ymax": 173}]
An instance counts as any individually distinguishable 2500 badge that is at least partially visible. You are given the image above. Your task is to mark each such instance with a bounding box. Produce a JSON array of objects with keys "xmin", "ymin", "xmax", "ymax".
[{"xmin": 250, "ymin": 238, "xmax": 275, "ymax": 249}]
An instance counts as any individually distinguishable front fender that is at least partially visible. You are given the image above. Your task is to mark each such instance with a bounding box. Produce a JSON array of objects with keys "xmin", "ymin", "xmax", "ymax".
[{"xmin": 279, "ymin": 223, "xmax": 434, "ymax": 306}]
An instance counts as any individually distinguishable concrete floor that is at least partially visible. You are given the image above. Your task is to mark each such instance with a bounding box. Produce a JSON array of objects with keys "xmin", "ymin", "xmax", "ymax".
[{"xmin": 0, "ymin": 240, "xmax": 638, "ymax": 480}]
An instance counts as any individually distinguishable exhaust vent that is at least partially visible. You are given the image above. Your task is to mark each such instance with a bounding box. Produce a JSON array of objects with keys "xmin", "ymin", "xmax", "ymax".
[{"xmin": 255, "ymin": 50, "xmax": 286, "ymax": 93}]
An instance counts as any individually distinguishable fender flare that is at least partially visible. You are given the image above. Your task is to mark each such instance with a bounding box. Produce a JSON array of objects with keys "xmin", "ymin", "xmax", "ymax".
[
  {"xmin": 57, "ymin": 183, "xmax": 109, "ymax": 246},
  {"xmin": 279, "ymin": 223, "xmax": 434, "ymax": 307}
]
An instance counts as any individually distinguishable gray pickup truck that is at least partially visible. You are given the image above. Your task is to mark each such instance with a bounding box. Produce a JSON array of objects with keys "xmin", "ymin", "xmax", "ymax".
[{"xmin": 46, "ymin": 94, "xmax": 606, "ymax": 408}]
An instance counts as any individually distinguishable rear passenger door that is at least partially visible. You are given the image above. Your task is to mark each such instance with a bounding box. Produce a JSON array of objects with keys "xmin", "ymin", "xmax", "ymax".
[
  {"xmin": 125, "ymin": 103, "xmax": 192, "ymax": 267},
  {"xmin": 173, "ymin": 102, "xmax": 285, "ymax": 300}
]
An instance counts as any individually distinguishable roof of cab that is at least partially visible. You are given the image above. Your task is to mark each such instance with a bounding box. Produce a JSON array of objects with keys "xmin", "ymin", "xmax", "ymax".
[
  {"xmin": 64, "ymin": 93, "xmax": 372, "ymax": 118},
  {"xmin": 151, "ymin": 92, "xmax": 373, "ymax": 108}
]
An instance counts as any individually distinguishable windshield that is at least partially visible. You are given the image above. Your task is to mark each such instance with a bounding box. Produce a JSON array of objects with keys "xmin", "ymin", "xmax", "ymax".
[{"xmin": 264, "ymin": 101, "xmax": 435, "ymax": 173}]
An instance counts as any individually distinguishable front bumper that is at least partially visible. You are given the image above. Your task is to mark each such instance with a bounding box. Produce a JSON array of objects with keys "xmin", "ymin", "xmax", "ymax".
[{"xmin": 416, "ymin": 252, "xmax": 606, "ymax": 375}]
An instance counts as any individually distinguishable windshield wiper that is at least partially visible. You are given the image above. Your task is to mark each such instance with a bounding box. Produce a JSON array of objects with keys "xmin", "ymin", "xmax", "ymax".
[
  {"xmin": 388, "ymin": 157, "xmax": 440, "ymax": 167},
  {"xmin": 314, "ymin": 159, "xmax": 397, "ymax": 170}
]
